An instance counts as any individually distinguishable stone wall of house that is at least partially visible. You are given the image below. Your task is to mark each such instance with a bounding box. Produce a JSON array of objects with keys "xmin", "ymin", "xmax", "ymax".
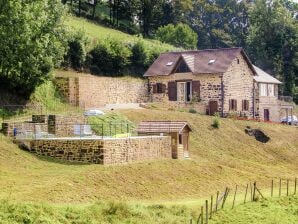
[
  {"xmin": 29, "ymin": 136, "xmax": 171, "ymax": 165},
  {"xmin": 55, "ymin": 74, "xmax": 149, "ymax": 109},
  {"xmin": 148, "ymin": 73, "xmax": 222, "ymax": 114},
  {"xmin": 222, "ymin": 54, "xmax": 255, "ymax": 117}
]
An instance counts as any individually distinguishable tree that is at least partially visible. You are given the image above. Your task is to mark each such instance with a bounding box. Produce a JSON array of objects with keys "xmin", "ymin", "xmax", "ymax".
[
  {"xmin": 247, "ymin": 0, "xmax": 298, "ymax": 100},
  {"xmin": 156, "ymin": 23, "xmax": 198, "ymax": 49},
  {"xmin": 0, "ymin": 0, "xmax": 67, "ymax": 97}
]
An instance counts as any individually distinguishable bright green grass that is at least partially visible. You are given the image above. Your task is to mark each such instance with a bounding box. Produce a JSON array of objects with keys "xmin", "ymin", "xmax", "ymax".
[
  {"xmin": 65, "ymin": 16, "xmax": 178, "ymax": 52},
  {"xmin": 0, "ymin": 199, "xmax": 194, "ymax": 224},
  {"xmin": 209, "ymin": 195, "xmax": 298, "ymax": 224}
]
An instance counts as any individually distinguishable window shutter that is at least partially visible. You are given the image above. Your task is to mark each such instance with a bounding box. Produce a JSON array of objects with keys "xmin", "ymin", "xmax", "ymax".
[
  {"xmin": 168, "ymin": 81, "xmax": 177, "ymax": 101},
  {"xmin": 162, "ymin": 84, "xmax": 166, "ymax": 93},
  {"xmin": 235, "ymin": 100, "xmax": 237, "ymax": 110},
  {"xmin": 192, "ymin": 81, "xmax": 200, "ymax": 99},
  {"xmin": 242, "ymin": 100, "xmax": 244, "ymax": 111},
  {"xmin": 152, "ymin": 84, "xmax": 157, "ymax": 93},
  {"xmin": 229, "ymin": 99, "xmax": 232, "ymax": 110}
]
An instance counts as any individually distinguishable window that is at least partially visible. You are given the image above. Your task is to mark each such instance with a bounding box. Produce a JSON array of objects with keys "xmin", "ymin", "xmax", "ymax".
[
  {"xmin": 229, "ymin": 99, "xmax": 237, "ymax": 111},
  {"xmin": 260, "ymin": 83, "xmax": 267, "ymax": 96},
  {"xmin": 175, "ymin": 59, "xmax": 191, "ymax": 73},
  {"xmin": 242, "ymin": 100, "xmax": 249, "ymax": 111},
  {"xmin": 260, "ymin": 83, "xmax": 275, "ymax": 96},
  {"xmin": 156, "ymin": 83, "xmax": 163, "ymax": 93},
  {"xmin": 268, "ymin": 84, "xmax": 274, "ymax": 96},
  {"xmin": 237, "ymin": 58, "xmax": 240, "ymax": 64},
  {"xmin": 152, "ymin": 83, "xmax": 165, "ymax": 94},
  {"xmin": 179, "ymin": 134, "xmax": 182, "ymax": 144}
]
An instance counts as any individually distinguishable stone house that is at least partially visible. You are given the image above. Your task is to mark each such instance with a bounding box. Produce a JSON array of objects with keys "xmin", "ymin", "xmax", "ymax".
[{"xmin": 144, "ymin": 48, "xmax": 294, "ymax": 122}]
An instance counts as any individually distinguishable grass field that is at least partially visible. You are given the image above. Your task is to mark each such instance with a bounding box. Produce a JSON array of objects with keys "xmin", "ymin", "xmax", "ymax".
[
  {"xmin": 209, "ymin": 195, "xmax": 298, "ymax": 224},
  {"xmin": 65, "ymin": 16, "xmax": 177, "ymax": 52}
]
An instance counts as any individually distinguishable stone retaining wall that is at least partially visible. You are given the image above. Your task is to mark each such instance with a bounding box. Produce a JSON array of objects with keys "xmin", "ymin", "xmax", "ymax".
[
  {"xmin": 29, "ymin": 136, "xmax": 171, "ymax": 165},
  {"xmin": 55, "ymin": 74, "xmax": 149, "ymax": 108}
]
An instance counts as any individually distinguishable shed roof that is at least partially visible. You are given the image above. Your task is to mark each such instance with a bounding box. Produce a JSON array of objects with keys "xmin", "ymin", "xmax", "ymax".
[
  {"xmin": 137, "ymin": 121, "xmax": 192, "ymax": 134},
  {"xmin": 144, "ymin": 48, "xmax": 256, "ymax": 77},
  {"xmin": 253, "ymin": 65, "xmax": 282, "ymax": 84}
]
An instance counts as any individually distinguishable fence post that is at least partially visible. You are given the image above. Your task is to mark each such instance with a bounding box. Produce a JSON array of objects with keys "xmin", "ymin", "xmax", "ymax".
[
  {"xmin": 210, "ymin": 195, "xmax": 213, "ymax": 219},
  {"xmin": 279, "ymin": 179, "xmax": 282, "ymax": 197},
  {"xmin": 232, "ymin": 185, "xmax": 238, "ymax": 209},
  {"xmin": 250, "ymin": 182, "xmax": 253, "ymax": 201},
  {"xmin": 295, "ymin": 178, "xmax": 297, "ymax": 195},
  {"xmin": 253, "ymin": 182, "xmax": 256, "ymax": 201},
  {"xmin": 201, "ymin": 206, "xmax": 204, "ymax": 224},
  {"xmin": 271, "ymin": 180, "xmax": 274, "ymax": 197},
  {"xmin": 215, "ymin": 191, "xmax": 219, "ymax": 211},
  {"xmin": 205, "ymin": 200, "xmax": 208, "ymax": 224},
  {"xmin": 109, "ymin": 122, "xmax": 112, "ymax": 136},
  {"xmin": 287, "ymin": 179, "xmax": 289, "ymax": 196},
  {"xmin": 222, "ymin": 187, "xmax": 229, "ymax": 209},
  {"xmin": 244, "ymin": 184, "xmax": 248, "ymax": 203}
]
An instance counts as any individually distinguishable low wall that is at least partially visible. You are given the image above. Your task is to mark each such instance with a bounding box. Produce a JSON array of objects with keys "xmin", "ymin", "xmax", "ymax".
[
  {"xmin": 28, "ymin": 136, "xmax": 171, "ymax": 165},
  {"xmin": 55, "ymin": 74, "xmax": 149, "ymax": 108}
]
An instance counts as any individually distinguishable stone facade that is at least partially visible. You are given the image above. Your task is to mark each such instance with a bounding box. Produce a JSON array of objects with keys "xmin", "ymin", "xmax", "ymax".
[
  {"xmin": 55, "ymin": 74, "xmax": 149, "ymax": 109},
  {"xmin": 28, "ymin": 136, "xmax": 171, "ymax": 165},
  {"xmin": 148, "ymin": 53, "xmax": 256, "ymax": 117}
]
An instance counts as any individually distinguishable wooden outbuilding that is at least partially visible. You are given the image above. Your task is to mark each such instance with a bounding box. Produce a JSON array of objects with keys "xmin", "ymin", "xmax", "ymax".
[{"xmin": 137, "ymin": 121, "xmax": 192, "ymax": 159}]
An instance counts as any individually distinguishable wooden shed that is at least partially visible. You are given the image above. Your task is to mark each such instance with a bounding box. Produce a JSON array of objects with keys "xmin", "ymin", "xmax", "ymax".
[{"xmin": 137, "ymin": 121, "xmax": 192, "ymax": 159}]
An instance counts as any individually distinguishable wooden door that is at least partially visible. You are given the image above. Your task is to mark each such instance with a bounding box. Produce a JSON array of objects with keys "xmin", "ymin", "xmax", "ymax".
[
  {"xmin": 209, "ymin": 101, "xmax": 218, "ymax": 116},
  {"xmin": 264, "ymin": 109, "xmax": 270, "ymax": 121}
]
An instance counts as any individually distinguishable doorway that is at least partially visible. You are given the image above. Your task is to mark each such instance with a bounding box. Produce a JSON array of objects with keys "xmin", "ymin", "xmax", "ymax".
[
  {"xmin": 209, "ymin": 101, "xmax": 218, "ymax": 116},
  {"xmin": 264, "ymin": 109, "xmax": 270, "ymax": 121},
  {"xmin": 177, "ymin": 82, "xmax": 192, "ymax": 102}
]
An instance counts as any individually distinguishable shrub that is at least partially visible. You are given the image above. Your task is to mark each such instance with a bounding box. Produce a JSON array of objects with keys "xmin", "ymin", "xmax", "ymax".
[
  {"xmin": 189, "ymin": 108, "xmax": 197, "ymax": 114},
  {"xmin": 212, "ymin": 114, "xmax": 220, "ymax": 129},
  {"xmin": 64, "ymin": 30, "xmax": 88, "ymax": 70},
  {"xmin": 156, "ymin": 23, "xmax": 198, "ymax": 49},
  {"xmin": 131, "ymin": 41, "xmax": 147, "ymax": 67},
  {"xmin": 88, "ymin": 38, "xmax": 131, "ymax": 75}
]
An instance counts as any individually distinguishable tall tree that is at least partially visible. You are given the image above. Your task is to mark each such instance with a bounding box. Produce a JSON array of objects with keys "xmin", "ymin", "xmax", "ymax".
[
  {"xmin": 0, "ymin": 0, "xmax": 67, "ymax": 97},
  {"xmin": 247, "ymin": 0, "xmax": 298, "ymax": 98}
]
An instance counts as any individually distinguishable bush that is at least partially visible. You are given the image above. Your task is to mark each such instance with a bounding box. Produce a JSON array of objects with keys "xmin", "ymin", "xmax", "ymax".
[
  {"xmin": 212, "ymin": 114, "xmax": 220, "ymax": 128},
  {"xmin": 156, "ymin": 23, "xmax": 198, "ymax": 49},
  {"xmin": 131, "ymin": 41, "xmax": 147, "ymax": 67},
  {"xmin": 88, "ymin": 38, "xmax": 131, "ymax": 75},
  {"xmin": 64, "ymin": 30, "xmax": 88, "ymax": 70},
  {"xmin": 189, "ymin": 108, "xmax": 197, "ymax": 114}
]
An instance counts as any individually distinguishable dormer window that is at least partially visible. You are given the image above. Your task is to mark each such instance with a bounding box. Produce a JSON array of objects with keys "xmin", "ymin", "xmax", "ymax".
[{"xmin": 208, "ymin": 59, "xmax": 216, "ymax": 65}]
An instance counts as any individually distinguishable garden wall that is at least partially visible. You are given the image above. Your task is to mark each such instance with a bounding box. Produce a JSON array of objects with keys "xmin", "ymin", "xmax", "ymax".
[
  {"xmin": 54, "ymin": 74, "xmax": 149, "ymax": 108},
  {"xmin": 29, "ymin": 136, "xmax": 171, "ymax": 165}
]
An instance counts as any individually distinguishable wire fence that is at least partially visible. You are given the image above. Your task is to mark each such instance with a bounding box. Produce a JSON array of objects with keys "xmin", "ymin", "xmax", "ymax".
[
  {"xmin": 190, "ymin": 177, "xmax": 297, "ymax": 224},
  {"xmin": 13, "ymin": 122, "xmax": 138, "ymax": 140}
]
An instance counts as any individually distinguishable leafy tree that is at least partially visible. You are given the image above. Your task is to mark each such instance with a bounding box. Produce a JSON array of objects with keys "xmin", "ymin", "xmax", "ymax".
[
  {"xmin": 64, "ymin": 30, "xmax": 89, "ymax": 70},
  {"xmin": 156, "ymin": 23, "xmax": 198, "ymax": 49},
  {"xmin": 247, "ymin": 0, "xmax": 298, "ymax": 100},
  {"xmin": 0, "ymin": 0, "xmax": 67, "ymax": 97},
  {"xmin": 88, "ymin": 38, "xmax": 131, "ymax": 75},
  {"xmin": 131, "ymin": 41, "xmax": 147, "ymax": 67}
]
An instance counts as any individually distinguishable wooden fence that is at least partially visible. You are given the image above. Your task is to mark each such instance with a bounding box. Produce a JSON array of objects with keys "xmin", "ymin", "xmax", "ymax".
[{"xmin": 190, "ymin": 177, "xmax": 297, "ymax": 224}]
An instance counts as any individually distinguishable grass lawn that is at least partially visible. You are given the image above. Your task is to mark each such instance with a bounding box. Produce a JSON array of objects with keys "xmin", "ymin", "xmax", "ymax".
[
  {"xmin": 65, "ymin": 16, "xmax": 177, "ymax": 52},
  {"xmin": 209, "ymin": 195, "xmax": 298, "ymax": 224}
]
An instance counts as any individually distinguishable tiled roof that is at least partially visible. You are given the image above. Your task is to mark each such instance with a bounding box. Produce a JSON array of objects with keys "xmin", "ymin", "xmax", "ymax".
[
  {"xmin": 253, "ymin": 65, "xmax": 282, "ymax": 84},
  {"xmin": 144, "ymin": 48, "xmax": 256, "ymax": 77},
  {"xmin": 137, "ymin": 121, "xmax": 192, "ymax": 134}
]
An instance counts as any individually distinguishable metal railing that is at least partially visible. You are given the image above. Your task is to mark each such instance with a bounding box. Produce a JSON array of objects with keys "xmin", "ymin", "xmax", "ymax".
[
  {"xmin": 13, "ymin": 122, "xmax": 137, "ymax": 140},
  {"xmin": 278, "ymin": 96, "xmax": 293, "ymax": 102}
]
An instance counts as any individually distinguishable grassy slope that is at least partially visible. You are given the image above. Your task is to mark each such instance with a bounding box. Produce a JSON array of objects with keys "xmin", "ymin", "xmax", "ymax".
[
  {"xmin": 1, "ymin": 109, "xmax": 297, "ymax": 205},
  {"xmin": 66, "ymin": 16, "xmax": 176, "ymax": 51},
  {"xmin": 209, "ymin": 196, "xmax": 298, "ymax": 224}
]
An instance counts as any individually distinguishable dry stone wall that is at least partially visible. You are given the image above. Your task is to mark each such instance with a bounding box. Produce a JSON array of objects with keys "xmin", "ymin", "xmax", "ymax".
[
  {"xmin": 55, "ymin": 74, "xmax": 149, "ymax": 108},
  {"xmin": 29, "ymin": 136, "xmax": 171, "ymax": 165}
]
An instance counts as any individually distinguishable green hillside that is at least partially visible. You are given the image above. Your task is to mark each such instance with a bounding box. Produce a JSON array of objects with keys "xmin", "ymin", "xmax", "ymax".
[{"xmin": 66, "ymin": 16, "xmax": 177, "ymax": 52}]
